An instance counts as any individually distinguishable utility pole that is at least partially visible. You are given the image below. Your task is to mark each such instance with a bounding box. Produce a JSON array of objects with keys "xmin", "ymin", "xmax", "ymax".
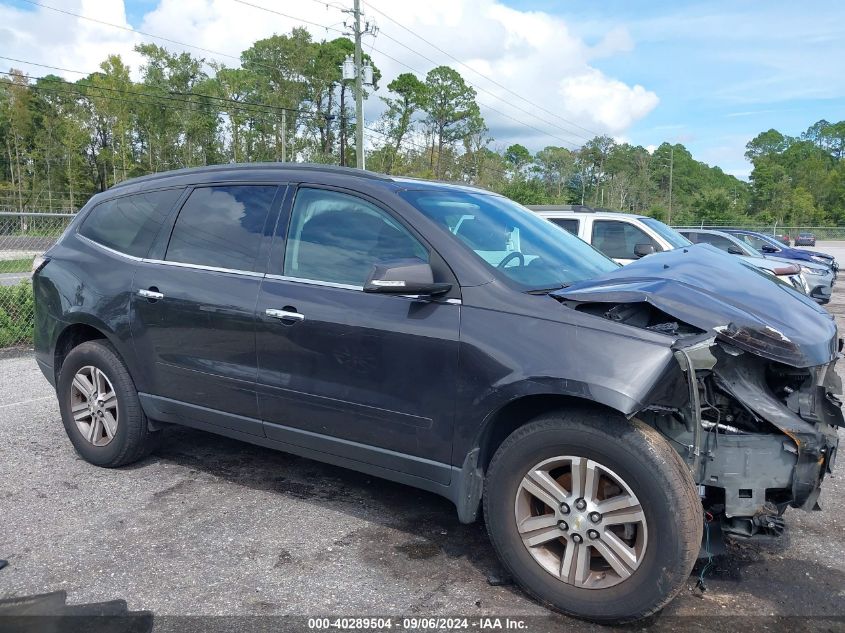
[
  {"xmin": 668, "ymin": 145, "xmax": 674, "ymax": 225},
  {"xmin": 353, "ymin": 0, "xmax": 364, "ymax": 169},
  {"xmin": 342, "ymin": 1, "xmax": 375, "ymax": 169},
  {"xmin": 281, "ymin": 110, "xmax": 287, "ymax": 162}
]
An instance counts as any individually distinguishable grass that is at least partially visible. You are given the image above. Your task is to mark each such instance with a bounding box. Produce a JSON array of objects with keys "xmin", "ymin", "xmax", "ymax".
[
  {"xmin": 0, "ymin": 258, "xmax": 32, "ymax": 274},
  {"xmin": 0, "ymin": 281, "xmax": 34, "ymax": 347}
]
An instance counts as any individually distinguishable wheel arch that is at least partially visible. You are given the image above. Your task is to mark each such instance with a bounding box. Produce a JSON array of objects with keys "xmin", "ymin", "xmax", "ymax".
[
  {"xmin": 476, "ymin": 393, "xmax": 628, "ymax": 474},
  {"xmin": 52, "ymin": 316, "xmax": 140, "ymax": 388},
  {"xmin": 450, "ymin": 390, "xmax": 634, "ymax": 525}
]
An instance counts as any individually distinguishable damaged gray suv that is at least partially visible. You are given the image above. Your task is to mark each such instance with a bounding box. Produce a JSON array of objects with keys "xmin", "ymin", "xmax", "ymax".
[{"xmin": 33, "ymin": 165, "xmax": 842, "ymax": 623}]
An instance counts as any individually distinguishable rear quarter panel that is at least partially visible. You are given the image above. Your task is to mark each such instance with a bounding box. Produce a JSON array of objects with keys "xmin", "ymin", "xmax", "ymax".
[{"xmin": 33, "ymin": 235, "xmax": 142, "ymax": 389}]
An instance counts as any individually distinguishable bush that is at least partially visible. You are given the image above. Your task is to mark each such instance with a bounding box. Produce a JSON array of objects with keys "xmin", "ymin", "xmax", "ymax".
[{"xmin": 0, "ymin": 281, "xmax": 35, "ymax": 347}]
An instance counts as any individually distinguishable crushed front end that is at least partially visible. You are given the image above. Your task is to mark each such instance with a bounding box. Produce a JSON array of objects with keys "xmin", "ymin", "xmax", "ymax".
[
  {"xmin": 647, "ymin": 331, "xmax": 842, "ymax": 539},
  {"xmin": 555, "ymin": 245, "xmax": 844, "ymax": 541}
]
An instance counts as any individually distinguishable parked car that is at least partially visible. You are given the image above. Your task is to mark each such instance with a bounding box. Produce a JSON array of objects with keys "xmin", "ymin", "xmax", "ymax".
[
  {"xmin": 678, "ymin": 229, "xmax": 833, "ymax": 303},
  {"xmin": 775, "ymin": 233, "xmax": 791, "ymax": 246},
  {"xmin": 33, "ymin": 165, "xmax": 842, "ymax": 623},
  {"xmin": 795, "ymin": 232, "xmax": 817, "ymax": 247},
  {"xmin": 725, "ymin": 229, "xmax": 838, "ymax": 274},
  {"xmin": 528, "ymin": 205, "xmax": 692, "ymax": 265}
]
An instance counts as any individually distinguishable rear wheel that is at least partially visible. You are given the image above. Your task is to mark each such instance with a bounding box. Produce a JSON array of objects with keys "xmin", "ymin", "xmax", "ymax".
[
  {"xmin": 483, "ymin": 408, "xmax": 701, "ymax": 623},
  {"xmin": 57, "ymin": 340, "xmax": 158, "ymax": 467}
]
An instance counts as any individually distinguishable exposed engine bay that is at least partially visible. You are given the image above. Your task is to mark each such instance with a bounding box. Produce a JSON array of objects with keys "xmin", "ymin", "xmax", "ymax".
[{"xmin": 558, "ymin": 297, "xmax": 843, "ymax": 542}]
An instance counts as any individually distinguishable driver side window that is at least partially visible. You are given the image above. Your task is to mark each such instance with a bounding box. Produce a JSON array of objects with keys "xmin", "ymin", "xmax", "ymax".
[
  {"xmin": 742, "ymin": 234, "xmax": 769, "ymax": 252},
  {"xmin": 591, "ymin": 220, "xmax": 660, "ymax": 260},
  {"xmin": 283, "ymin": 188, "xmax": 428, "ymax": 287}
]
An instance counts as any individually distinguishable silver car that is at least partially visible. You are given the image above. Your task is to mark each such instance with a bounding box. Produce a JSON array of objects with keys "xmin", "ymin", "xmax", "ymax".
[{"xmin": 679, "ymin": 229, "xmax": 833, "ymax": 303}]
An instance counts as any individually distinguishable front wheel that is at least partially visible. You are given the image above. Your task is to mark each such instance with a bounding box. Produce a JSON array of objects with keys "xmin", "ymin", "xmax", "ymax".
[{"xmin": 483, "ymin": 408, "xmax": 701, "ymax": 623}]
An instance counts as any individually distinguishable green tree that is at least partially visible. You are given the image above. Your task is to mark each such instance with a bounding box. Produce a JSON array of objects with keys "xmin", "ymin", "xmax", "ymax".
[
  {"xmin": 379, "ymin": 72, "xmax": 425, "ymax": 174},
  {"xmin": 422, "ymin": 66, "xmax": 482, "ymax": 178}
]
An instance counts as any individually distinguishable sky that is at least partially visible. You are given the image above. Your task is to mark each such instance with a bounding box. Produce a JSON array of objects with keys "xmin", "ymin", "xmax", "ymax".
[{"xmin": 1, "ymin": 0, "xmax": 843, "ymax": 179}]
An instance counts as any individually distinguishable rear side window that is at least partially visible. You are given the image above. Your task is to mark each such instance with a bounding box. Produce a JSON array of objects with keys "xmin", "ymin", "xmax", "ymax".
[
  {"xmin": 591, "ymin": 220, "xmax": 660, "ymax": 260},
  {"xmin": 165, "ymin": 185, "xmax": 277, "ymax": 271},
  {"xmin": 548, "ymin": 218, "xmax": 579, "ymax": 235},
  {"xmin": 79, "ymin": 189, "xmax": 182, "ymax": 258}
]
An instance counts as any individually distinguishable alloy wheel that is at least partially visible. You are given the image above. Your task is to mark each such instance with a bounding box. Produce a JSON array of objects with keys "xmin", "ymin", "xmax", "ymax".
[
  {"xmin": 69, "ymin": 365, "xmax": 119, "ymax": 447},
  {"xmin": 514, "ymin": 455, "xmax": 648, "ymax": 589}
]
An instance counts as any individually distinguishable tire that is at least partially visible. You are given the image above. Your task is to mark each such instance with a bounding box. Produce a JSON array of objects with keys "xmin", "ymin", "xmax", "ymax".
[
  {"xmin": 57, "ymin": 339, "xmax": 159, "ymax": 467},
  {"xmin": 483, "ymin": 407, "xmax": 701, "ymax": 623}
]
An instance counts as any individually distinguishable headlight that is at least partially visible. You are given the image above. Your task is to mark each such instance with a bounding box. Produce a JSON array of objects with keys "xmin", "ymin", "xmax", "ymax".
[
  {"xmin": 800, "ymin": 264, "xmax": 825, "ymax": 274},
  {"xmin": 715, "ymin": 322, "xmax": 805, "ymax": 366},
  {"xmin": 810, "ymin": 255, "xmax": 830, "ymax": 265}
]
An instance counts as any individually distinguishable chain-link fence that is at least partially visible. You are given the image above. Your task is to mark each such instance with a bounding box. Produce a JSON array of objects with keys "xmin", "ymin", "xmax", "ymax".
[{"xmin": 0, "ymin": 212, "xmax": 75, "ymax": 348}]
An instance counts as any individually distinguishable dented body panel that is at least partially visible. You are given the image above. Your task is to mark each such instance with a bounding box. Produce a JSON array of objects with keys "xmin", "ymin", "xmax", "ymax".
[
  {"xmin": 555, "ymin": 244, "xmax": 837, "ymax": 367},
  {"xmin": 546, "ymin": 246, "xmax": 842, "ymax": 536}
]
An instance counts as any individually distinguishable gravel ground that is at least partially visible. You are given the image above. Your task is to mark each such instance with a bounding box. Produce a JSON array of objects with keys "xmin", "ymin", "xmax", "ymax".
[{"xmin": 1, "ymin": 245, "xmax": 844, "ymax": 632}]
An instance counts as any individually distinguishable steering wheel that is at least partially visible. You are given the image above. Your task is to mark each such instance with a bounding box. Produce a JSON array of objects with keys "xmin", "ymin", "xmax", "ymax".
[{"xmin": 498, "ymin": 252, "xmax": 525, "ymax": 268}]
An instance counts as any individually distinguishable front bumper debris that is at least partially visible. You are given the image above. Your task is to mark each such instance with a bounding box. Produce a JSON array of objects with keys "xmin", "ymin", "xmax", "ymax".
[{"xmin": 665, "ymin": 334, "xmax": 842, "ymax": 535}]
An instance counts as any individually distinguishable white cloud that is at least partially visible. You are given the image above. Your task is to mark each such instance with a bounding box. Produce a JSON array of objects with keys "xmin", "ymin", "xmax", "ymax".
[
  {"xmin": 0, "ymin": 0, "xmax": 143, "ymax": 78},
  {"xmin": 558, "ymin": 69, "xmax": 659, "ymax": 134},
  {"xmin": 0, "ymin": 0, "xmax": 659, "ymax": 150}
]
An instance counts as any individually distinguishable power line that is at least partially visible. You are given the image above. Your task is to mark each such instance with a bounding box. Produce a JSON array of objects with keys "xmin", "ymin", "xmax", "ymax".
[
  {"xmin": 4, "ymin": 69, "xmax": 494, "ymax": 174},
  {"xmin": 18, "ymin": 0, "xmax": 244, "ymax": 65},
  {"xmin": 337, "ymin": 5, "xmax": 591, "ymax": 145},
  {"xmin": 14, "ymin": 0, "xmax": 331, "ymax": 79},
  {"xmin": 16, "ymin": 0, "xmax": 592, "ymax": 153},
  {"xmin": 372, "ymin": 30, "xmax": 590, "ymax": 145},
  {"xmin": 0, "ymin": 60, "xmax": 327, "ymax": 120},
  {"xmin": 360, "ymin": 0, "xmax": 602, "ymax": 139},
  {"xmin": 0, "ymin": 72, "xmax": 331, "ymax": 129},
  {"xmin": 230, "ymin": 0, "xmax": 345, "ymax": 34},
  {"xmin": 229, "ymin": 0, "xmax": 586, "ymax": 149}
]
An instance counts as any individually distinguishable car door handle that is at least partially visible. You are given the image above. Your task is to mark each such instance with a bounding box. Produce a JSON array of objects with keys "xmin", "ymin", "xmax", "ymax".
[
  {"xmin": 138, "ymin": 288, "xmax": 164, "ymax": 300},
  {"xmin": 265, "ymin": 308, "xmax": 305, "ymax": 322}
]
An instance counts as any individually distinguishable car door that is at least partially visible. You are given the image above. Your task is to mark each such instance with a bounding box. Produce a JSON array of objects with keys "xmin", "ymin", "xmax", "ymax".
[
  {"xmin": 131, "ymin": 184, "xmax": 282, "ymax": 434},
  {"xmin": 254, "ymin": 186, "xmax": 460, "ymax": 483},
  {"xmin": 590, "ymin": 219, "xmax": 661, "ymax": 265}
]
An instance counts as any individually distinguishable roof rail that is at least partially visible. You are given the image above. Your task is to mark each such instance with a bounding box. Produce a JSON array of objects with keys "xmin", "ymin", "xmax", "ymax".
[
  {"xmin": 110, "ymin": 162, "xmax": 394, "ymax": 190},
  {"xmin": 525, "ymin": 204, "xmax": 599, "ymax": 213}
]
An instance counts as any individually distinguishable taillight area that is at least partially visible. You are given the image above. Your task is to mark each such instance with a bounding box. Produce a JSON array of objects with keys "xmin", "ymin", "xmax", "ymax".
[{"xmin": 31, "ymin": 255, "xmax": 50, "ymax": 274}]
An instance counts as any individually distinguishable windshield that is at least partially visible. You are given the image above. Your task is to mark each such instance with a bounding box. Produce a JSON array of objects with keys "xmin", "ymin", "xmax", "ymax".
[
  {"xmin": 640, "ymin": 218, "xmax": 692, "ymax": 248},
  {"xmin": 399, "ymin": 190, "xmax": 619, "ymax": 290}
]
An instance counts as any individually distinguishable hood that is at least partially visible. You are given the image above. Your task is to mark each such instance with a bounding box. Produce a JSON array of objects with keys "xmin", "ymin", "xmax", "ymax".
[
  {"xmin": 739, "ymin": 255, "xmax": 798, "ymax": 274},
  {"xmin": 765, "ymin": 254, "xmax": 827, "ymax": 272},
  {"xmin": 776, "ymin": 246, "xmax": 833, "ymax": 262},
  {"xmin": 553, "ymin": 244, "xmax": 838, "ymax": 367}
]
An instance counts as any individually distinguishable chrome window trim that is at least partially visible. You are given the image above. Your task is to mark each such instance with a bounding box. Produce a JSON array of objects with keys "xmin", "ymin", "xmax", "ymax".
[
  {"xmin": 76, "ymin": 233, "xmax": 144, "ymax": 262},
  {"xmin": 143, "ymin": 258, "xmax": 265, "ymax": 278},
  {"xmin": 264, "ymin": 274, "xmax": 462, "ymax": 304},
  {"xmin": 78, "ymin": 233, "xmax": 263, "ymax": 278},
  {"xmin": 79, "ymin": 234, "xmax": 463, "ymax": 302},
  {"xmin": 265, "ymin": 274, "xmax": 363, "ymax": 291}
]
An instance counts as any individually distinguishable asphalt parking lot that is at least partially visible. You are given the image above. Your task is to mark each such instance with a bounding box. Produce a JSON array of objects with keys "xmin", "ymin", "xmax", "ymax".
[{"xmin": 1, "ymin": 245, "xmax": 844, "ymax": 632}]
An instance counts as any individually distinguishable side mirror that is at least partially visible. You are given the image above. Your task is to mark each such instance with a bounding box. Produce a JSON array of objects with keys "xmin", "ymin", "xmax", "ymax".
[
  {"xmin": 727, "ymin": 245, "xmax": 743, "ymax": 255},
  {"xmin": 364, "ymin": 258, "xmax": 451, "ymax": 297},
  {"xmin": 761, "ymin": 245, "xmax": 778, "ymax": 253},
  {"xmin": 634, "ymin": 243, "xmax": 656, "ymax": 258}
]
